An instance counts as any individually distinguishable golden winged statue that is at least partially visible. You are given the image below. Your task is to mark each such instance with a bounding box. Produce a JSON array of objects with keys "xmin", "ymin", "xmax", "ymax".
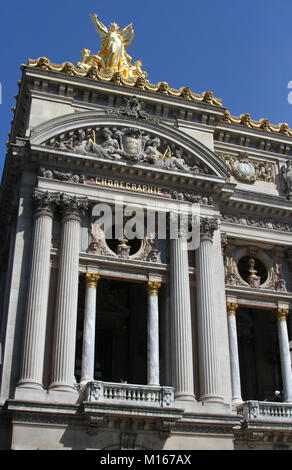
[{"xmin": 76, "ymin": 13, "xmax": 147, "ymax": 81}]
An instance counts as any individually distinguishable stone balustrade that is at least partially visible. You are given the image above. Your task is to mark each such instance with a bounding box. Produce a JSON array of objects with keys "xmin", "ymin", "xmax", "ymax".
[
  {"xmin": 237, "ymin": 401, "xmax": 292, "ymax": 422},
  {"xmin": 82, "ymin": 381, "xmax": 175, "ymax": 407}
]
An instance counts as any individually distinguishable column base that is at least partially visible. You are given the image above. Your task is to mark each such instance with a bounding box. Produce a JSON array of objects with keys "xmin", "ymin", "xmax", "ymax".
[
  {"xmin": 14, "ymin": 385, "xmax": 46, "ymax": 402},
  {"xmin": 16, "ymin": 379, "xmax": 43, "ymax": 390},
  {"xmin": 49, "ymin": 382, "xmax": 76, "ymax": 393},
  {"xmin": 174, "ymin": 392, "xmax": 196, "ymax": 402},
  {"xmin": 200, "ymin": 394, "xmax": 224, "ymax": 403}
]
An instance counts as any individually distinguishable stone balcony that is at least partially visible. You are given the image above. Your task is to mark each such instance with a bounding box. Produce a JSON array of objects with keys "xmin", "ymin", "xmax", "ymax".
[
  {"xmin": 236, "ymin": 400, "xmax": 292, "ymax": 423},
  {"xmin": 81, "ymin": 381, "xmax": 175, "ymax": 408},
  {"xmin": 234, "ymin": 401, "xmax": 292, "ymax": 449}
]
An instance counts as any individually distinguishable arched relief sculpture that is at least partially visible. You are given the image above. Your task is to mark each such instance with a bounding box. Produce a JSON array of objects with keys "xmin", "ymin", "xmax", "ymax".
[{"xmin": 46, "ymin": 126, "xmax": 208, "ymax": 174}]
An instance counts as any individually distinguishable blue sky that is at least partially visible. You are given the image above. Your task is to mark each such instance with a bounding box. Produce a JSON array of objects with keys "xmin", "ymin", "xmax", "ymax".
[{"xmin": 1, "ymin": 0, "xmax": 292, "ymax": 178}]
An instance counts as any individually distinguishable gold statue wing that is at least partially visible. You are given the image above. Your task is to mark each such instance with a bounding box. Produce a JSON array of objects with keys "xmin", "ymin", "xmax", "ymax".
[
  {"xmin": 120, "ymin": 23, "xmax": 134, "ymax": 46},
  {"xmin": 90, "ymin": 13, "xmax": 108, "ymax": 44}
]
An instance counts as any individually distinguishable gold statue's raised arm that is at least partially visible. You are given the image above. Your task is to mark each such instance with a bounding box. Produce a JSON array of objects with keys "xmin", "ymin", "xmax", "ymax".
[{"xmin": 89, "ymin": 13, "xmax": 108, "ymax": 43}]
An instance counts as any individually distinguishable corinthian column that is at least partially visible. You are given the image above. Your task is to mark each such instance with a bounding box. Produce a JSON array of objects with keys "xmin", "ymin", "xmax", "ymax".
[
  {"xmin": 196, "ymin": 218, "xmax": 223, "ymax": 402},
  {"xmin": 170, "ymin": 213, "xmax": 195, "ymax": 401},
  {"xmin": 81, "ymin": 272, "xmax": 100, "ymax": 384},
  {"xmin": 226, "ymin": 300, "xmax": 242, "ymax": 404},
  {"xmin": 276, "ymin": 307, "xmax": 292, "ymax": 402},
  {"xmin": 50, "ymin": 194, "xmax": 88, "ymax": 392},
  {"xmin": 146, "ymin": 280, "xmax": 161, "ymax": 386},
  {"xmin": 18, "ymin": 190, "xmax": 59, "ymax": 389}
]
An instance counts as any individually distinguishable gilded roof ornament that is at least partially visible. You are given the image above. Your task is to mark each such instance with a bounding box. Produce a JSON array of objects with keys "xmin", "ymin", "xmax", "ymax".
[{"xmin": 75, "ymin": 13, "xmax": 148, "ymax": 83}]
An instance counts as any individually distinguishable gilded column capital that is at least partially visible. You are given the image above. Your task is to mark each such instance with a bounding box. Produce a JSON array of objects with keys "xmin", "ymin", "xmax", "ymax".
[
  {"xmin": 33, "ymin": 189, "xmax": 60, "ymax": 217},
  {"xmin": 146, "ymin": 280, "xmax": 161, "ymax": 296},
  {"xmin": 227, "ymin": 302, "xmax": 238, "ymax": 316},
  {"xmin": 200, "ymin": 217, "xmax": 219, "ymax": 241},
  {"xmin": 59, "ymin": 193, "xmax": 88, "ymax": 221},
  {"xmin": 276, "ymin": 307, "xmax": 289, "ymax": 321},
  {"xmin": 85, "ymin": 272, "xmax": 100, "ymax": 288}
]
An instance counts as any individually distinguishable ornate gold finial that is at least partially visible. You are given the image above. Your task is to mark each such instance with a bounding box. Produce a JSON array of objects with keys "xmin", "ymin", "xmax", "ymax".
[
  {"xmin": 119, "ymin": 232, "xmax": 128, "ymax": 246},
  {"xmin": 248, "ymin": 258, "xmax": 257, "ymax": 278},
  {"xmin": 75, "ymin": 13, "xmax": 147, "ymax": 83},
  {"xmin": 226, "ymin": 302, "xmax": 238, "ymax": 316},
  {"xmin": 85, "ymin": 272, "xmax": 100, "ymax": 288},
  {"xmin": 146, "ymin": 280, "xmax": 161, "ymax": 296},
  {"xmin": 276, "ymin": 307, "xmax": 289, "ymax": 321}
]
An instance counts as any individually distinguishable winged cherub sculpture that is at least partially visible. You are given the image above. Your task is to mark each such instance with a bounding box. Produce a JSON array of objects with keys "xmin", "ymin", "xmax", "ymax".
[{"xmin": 76, "ymin": 13, "xmax": 147, "ymax": 82}]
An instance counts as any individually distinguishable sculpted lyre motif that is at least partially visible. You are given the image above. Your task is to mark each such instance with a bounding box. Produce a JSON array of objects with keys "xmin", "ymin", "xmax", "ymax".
[{"xmin": 77, "ymin": 14, "xmax": 147, "ymax": 81}]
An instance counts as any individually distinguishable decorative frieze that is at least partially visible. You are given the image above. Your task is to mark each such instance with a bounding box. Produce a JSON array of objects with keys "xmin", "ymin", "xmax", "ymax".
[
  {"xmin": 172, "ymin": 190, "xmax": 213, "ymax": 205},
  {"xmin": 221, "ymin": 213, "xmax": 292, "ymax": 233},
  {"xmin": 45, "ymin": 125, "xmax": 207, "ymax": 174},
  {"xmin": 39, "ymin": 167, "xmax": 85, "ymax": 184}
]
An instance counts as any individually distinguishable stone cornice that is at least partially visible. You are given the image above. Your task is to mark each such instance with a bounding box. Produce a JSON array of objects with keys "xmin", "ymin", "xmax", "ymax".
[{"xmin": 23, "ymin": 58, "xmax": 223, "ymax": 105}]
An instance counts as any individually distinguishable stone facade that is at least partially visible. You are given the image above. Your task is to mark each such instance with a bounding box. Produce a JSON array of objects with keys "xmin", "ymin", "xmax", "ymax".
[{"xmin": 0, "ymin": 58, "xmax": 292, "ymax": 450}]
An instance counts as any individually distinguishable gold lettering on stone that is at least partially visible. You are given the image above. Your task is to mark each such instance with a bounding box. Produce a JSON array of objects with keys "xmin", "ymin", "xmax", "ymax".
[{"xmin": 86, "ymin": 176, "xmax": 170, "ymax": 197}]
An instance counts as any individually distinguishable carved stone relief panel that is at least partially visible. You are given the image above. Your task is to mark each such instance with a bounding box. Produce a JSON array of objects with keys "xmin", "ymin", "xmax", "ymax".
[{"xmin": 44, "ymin": 126, "xmax": 210, "ymax": 175}]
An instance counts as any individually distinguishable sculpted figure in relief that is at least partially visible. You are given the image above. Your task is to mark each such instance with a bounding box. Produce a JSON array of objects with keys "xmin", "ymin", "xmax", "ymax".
[
  {"xmin": 49, "ymin": 127, "xmax": 198, "ymax": 173},
  {"xmin": 281, "ymin": 160, "xmax": 292, "ymax": 199}
]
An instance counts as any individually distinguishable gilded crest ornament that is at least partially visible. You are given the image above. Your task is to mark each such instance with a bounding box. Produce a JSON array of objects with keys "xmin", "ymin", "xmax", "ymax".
[
  {"xmin": 219, "ymin": 152, "xmax": 274, "ymax": 184},
  {"xmin": 224, "ymin": 152, "xmax": 256, "ymax": 183}
]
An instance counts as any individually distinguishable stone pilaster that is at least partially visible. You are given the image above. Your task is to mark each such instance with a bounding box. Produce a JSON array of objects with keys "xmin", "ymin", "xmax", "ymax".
[
  {"xmin": 81, "ymin": 272, "xmax": 100, "ymax": 384},
  {"xmin": 50, "ymin": 194, "xmax": 88, "ymax": 392},
  {"xmin": 18, "ymin": 190, "xmax": 59, "ymax": 389},
  {"xmin": 146, "ymin": 280, "xmax": 161, "ymax": 386},
  {"xmin": 170, "ymin": 213, "xmax": 195, "ymax": 400},
  {"xmin": 196, "ymin": 217, "xmax": 223, "ymax": 402},
  {"xmin": 226, "ymin": 300, "xmax": 242, "ymax": 404},
  {"xmin": 276, "ymin": 307, "xmax": 292, "ymax": 402}
]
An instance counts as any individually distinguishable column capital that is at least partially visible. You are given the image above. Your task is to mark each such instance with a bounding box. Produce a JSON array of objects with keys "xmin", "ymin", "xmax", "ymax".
[
  {"xmin": 60, "ymin": 193, "xmax": 88, "ymax": 221},
  {"xmin": 85, "ymin": 272, "xmax": 100, "ymax": 288},
  {"xmin": 33, "ymin": 189, "xmax": 60, "ymax": 217},
  {"xmin": 146, "ymin": 280, "xmax": 161, "ymax": 296},
  {"xmin": 227, "ymin": 302, "xmax": 238, "ymax": 316},
  {"xmin": 276, "ymin": 307, "xmax": 289, "ymax": 321},
  {"xmin": 200, "ymin": 217, "xmax": 219, "ymax": 241}
]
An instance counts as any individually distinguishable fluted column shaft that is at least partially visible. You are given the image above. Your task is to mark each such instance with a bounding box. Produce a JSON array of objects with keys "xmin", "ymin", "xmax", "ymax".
[
  {"xmin": 196, "ymin": 218, "xmax": 223, "ymax": 402},
  {"xmin": 170, "ymin": 232, "xmax": 195, "ymax": 400},
  {"xmin": 226, "ymin": 301, "xmax": 242, "ymax": 403},
  {"xmin": 50, "ymin": 195, "xmax": 88, "ymax": 392},
  {"xmin": 277, "ymin": 308, "xmax": 292, "ymax": 402},
  {"xmin": 146, "ymin": 281, "xmax": 161, "ymax": 386},
  {"xmin": 18, "ymin": 190, "xmax": 58, "ymax": 389},
  {"xmin": 81, "ymin": 273, "xmax": 100, "ymax": 384}
]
